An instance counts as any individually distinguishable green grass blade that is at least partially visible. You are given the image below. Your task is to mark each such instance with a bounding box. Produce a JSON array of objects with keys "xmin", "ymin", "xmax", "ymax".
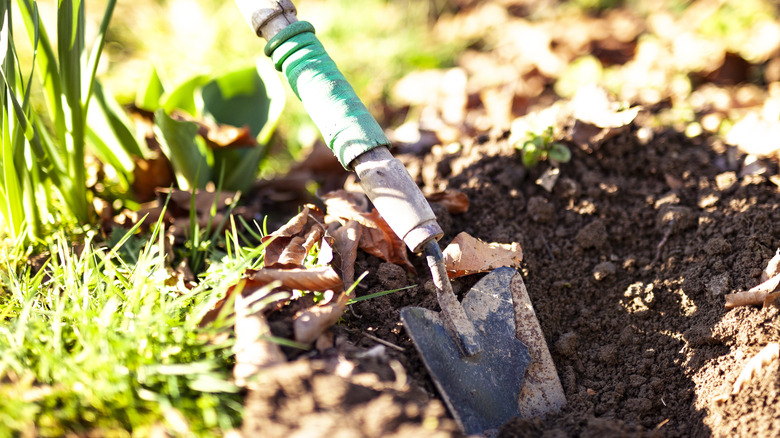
[
  {"xmin": 16, "ymin": 0, "xmax": 65, "ymax": 140},
  {"xmin": 0, "ymin": 10, "xmax": 22, "ymax": 237},
  {"xmin": 83, "ymin": 0, "xmax": 116, "ymax": 110},
  {"xmin": 57, "ymin": 0, "xmax": 89, "ymax": 223},
  {"xmin": 347, "ymin": 284, "xmax": 415, "ymax": 305}
]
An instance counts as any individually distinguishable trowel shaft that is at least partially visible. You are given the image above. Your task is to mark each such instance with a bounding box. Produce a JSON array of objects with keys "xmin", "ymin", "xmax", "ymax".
[
  {"xmin": 424, "ymin": 241, "xmax": 482, "ymax": 356},
  {"xmin": 236, "ymin": 0, "xmax": 443, "ymax": 253}
]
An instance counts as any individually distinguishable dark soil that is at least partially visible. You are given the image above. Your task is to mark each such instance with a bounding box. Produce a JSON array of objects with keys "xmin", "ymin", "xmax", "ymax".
[{"xmin": 244, "ymin": 120, "xmax": 780, "ymax": 437}]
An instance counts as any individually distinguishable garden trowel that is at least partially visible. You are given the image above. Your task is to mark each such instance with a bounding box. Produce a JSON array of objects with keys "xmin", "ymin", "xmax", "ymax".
[{"xmin": 235, "ymin": 1, "xmax": 566, "ymax": 435}]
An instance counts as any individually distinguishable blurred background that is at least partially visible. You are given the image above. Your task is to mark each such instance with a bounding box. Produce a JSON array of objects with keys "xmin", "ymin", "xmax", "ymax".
[{"xmin": 17, "ymin": 0, "xmax": 780, "ymax": 175}]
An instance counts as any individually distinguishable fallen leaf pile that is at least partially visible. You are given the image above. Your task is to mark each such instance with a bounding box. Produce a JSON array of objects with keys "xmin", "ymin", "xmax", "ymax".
[
  {"xmin": 161, "ymin": 180, "xmax": 527, "ymax": 386},
  {"xmin": 323, "ymin": 190, "xmax": 415, "ymax": 273}
]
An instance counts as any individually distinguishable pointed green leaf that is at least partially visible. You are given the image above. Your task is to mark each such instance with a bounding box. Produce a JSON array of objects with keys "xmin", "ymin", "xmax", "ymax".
[
  {"xmin": 136, "ymin": 66, "xmax": 165, "ymax": 111},
  {"xmin": 161, "ymin": 74, "xmax": 209, "ymax": 116},
  {"xmin": 201, "ymin": 61, "xmax": 285, "ymax": 145},
  {"xmin": 154, "ymin": 108, "xmax": 211, "ymax": 190},
  {"xmin": 200, "ymin": 62, "xmax": 285, "ymax": 191}
]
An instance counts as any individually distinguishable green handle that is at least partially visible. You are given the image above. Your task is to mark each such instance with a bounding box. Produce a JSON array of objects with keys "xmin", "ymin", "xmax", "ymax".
[{"xmin": 264, "ymin": 21, "xmax": 388, "ymax": 168}]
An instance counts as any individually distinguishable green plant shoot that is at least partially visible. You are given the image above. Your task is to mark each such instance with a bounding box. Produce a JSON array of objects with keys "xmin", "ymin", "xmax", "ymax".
[{"xmin": 515, "ymin": 126, "xmax": 572, "ymax": 168}]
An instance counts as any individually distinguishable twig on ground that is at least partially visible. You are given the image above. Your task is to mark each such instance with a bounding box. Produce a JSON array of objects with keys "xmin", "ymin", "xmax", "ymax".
[
  {"xmin": 652, "ymin": 222, "xmax": 674, "ymax": 266},
  {"xmin": 540, "ymin": 235, "xmax": 555, "ymax": 261},
  {"xmin": 362, "ymin": 332, "xmax": 406, "ymax": 352}
]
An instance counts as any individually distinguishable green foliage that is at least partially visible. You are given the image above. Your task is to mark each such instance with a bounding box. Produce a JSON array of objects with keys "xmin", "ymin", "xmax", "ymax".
[
  {"xmin": 0, "ymin": 0, "xmax": 132, "ymax": 245},
  {"xmin": 139, "ymin": 61, "xmax": 285, "ymax": 193},
  {"xmin": 696, "ymin": 0, "xmax": 778, "ymax": 63},
  {"xmin": 515, "ymin": 126, "xmax": 571, "ymax": 168}
]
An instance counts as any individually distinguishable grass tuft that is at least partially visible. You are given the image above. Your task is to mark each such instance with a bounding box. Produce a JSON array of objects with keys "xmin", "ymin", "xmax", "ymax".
[{"xmin": 0, "ymin": 214, "xmax": 266, "ymax": 435}]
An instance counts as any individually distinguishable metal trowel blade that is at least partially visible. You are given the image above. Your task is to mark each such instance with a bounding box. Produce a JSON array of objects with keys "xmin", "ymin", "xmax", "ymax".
[{"xmin": 401, "ymin": 267, "xmax": 531, "ymax": 436}]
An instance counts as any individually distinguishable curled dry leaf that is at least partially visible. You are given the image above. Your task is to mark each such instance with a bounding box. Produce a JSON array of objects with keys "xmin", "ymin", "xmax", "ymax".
[
  {"xmin": 725, "ymin": 260, "xmax": 780, "ymax": 309},
  {"xmin": 132, "ymin": 152, "xmax": 174, "ymax": 203},
  {"xmin": 426, "ymin": 189, "xmax": 470, "ymax": 214},
  {"xmin": 331, "ymin": 220, "xmax": 362, "ymax": 289},
  {"xmin": 247, "ymin": 267, "xmax": 343, "ymax": 292},
  {"xmin": 323, "ymin": 190, "xmax": 370, "ymax": 219},
  {"xmin": 200, "ymin": 123, "xmax": 257, "ymax": 150},
  {"xmin": 294, "ymin": 293, "xmax": 350, "ymax": 344},
  {"xmin": 714, "ymin": 343, "xmax": 780, "ymax": 404},
  {"xmin": 724, "ymin": 274, "xmax": 780, "ymax": 309},
  {"xmin": 262, "ymin": 205, "xmax": 327, "ymax": 268},
  {"xmin": 199, "ymin": 267, "xmax": 344, "ymax": 327},
  {"xmin": 761, "ymin": 249, "xmax": 780, "ymax": 282},
  {"xmin": 359, "ymin": 210, "xmax": 415, "ymax": 272},
  {"xmin": 234, "ymin": 291, "xmax": 286, "ymax": 387},
  {"xmin": 442, "ymin": 232, "xmax": 523, "ymax": 278},
  {"xmin": 173, "ymin": 110, "xmax": 257, "ymax": 150},
  {"xmin": 323, "ymin": 190, "xmax": 414, "ymax": 272}
]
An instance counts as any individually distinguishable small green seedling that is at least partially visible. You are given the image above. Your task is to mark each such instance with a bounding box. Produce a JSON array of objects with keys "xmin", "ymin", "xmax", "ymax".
[{"xmin": 515, "ymin": 126, "xmax": 571, "ymax": 168}]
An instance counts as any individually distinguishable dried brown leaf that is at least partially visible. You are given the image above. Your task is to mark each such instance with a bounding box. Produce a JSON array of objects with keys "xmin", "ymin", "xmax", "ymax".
[
  {"xmin": 324, "ymin": 191, "xmax": 414, "ymax": 272},
  {"xmin": 761, "ymin": 249, "xmax": 780, "ymax": 282},
  {"xmin": 272, "ymin": 205, "xmax": 317, "ymax": 237},
  {"xmin": 247, "ymin": 267, "xmax": 343, "ymax": 292},
  {"xmin": 724, "ymin": 291, "xmax": 771, "ymax": 309},
  {"xmin": 763, "ymin": 291, "xmax": 780, "ymax": 308},
  {"xmin": 199, "ymin": 266, "xmax": 343, "ymax": 328},
  {"xmin": 132, "ymin": 152, "xmax": 174, "ymax": 203},
  {"xmin": 265, "ymin": 236, "xmax": 307, "ymax": 268},
  {"xmin": 714, "ymin": 343, "xmax": 780, "ymax": 404},
  {"xmin": 234, "ymin": 291, "xmax": 286, "ymax": 387},
  {"xmin": 202, "ymin": 124, "xmax": 257, "ymax": 149},
  {"xmin": 426, "ymin": 190, "xmax": 470, "ymax": 214},
  {"xmin": 359, "ymin": 210, "xmax": 415, "ymax": 272},
  {"xmin": 724, "ymin": 274, "xmax": 780, "ymax": 309},
  {"xmin": 332, "ymin": 220, "xmax": 363, "ymax": 288},
  {"xmin": 293, "ymin": 293, "xmax": 350, "ymax": 344},
  {"xmin": 262, "ymin": 206, "xmax": 326, "ymax": 268},
  {"xmin": 322, "ymin": 190, "xmax": 370, "ymax": 219},
  {"xmin": 442, "ymin": 232, "xmax": 523, "ymax": 278}
]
